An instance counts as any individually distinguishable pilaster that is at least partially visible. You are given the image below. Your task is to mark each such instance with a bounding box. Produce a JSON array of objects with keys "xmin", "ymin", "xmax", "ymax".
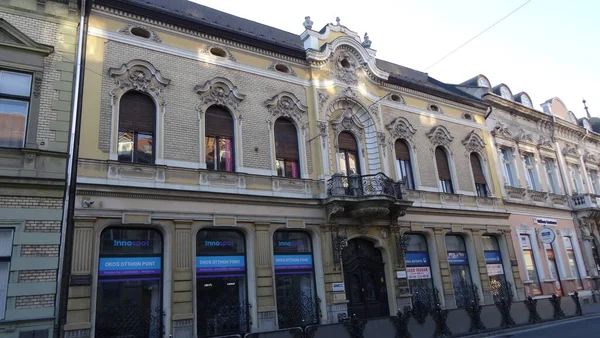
[{"xmin": 255, "ymin": 222, "xmax": 276, "ymax": 331}]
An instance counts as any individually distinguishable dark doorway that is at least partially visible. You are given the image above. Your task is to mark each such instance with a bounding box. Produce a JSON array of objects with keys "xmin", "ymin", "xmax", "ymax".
[{"xmin": 342, "ymin": 238, "xmax": 389, "ymax": 319}]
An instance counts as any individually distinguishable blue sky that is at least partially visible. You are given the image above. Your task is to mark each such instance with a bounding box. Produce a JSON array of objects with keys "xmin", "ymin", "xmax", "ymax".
[{"xmin": 192, "ymin": 0, "xmax": 599, "ymax": 117}]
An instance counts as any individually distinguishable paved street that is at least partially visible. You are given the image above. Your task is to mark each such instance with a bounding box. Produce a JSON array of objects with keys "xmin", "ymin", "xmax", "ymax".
[{"xmin": 493, "ymin": 316, "xmax": 600, "ymax": 337}]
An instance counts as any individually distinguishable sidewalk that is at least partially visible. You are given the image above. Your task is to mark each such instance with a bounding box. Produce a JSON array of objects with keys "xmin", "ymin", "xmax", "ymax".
[{"xmin": 466, "ymin": 302, "xmax": 600, "ymax": 338}]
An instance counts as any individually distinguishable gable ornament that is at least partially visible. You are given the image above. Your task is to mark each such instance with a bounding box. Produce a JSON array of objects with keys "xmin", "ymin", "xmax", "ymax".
[{"xmin": 426, "ymin": 125, "xmax": 454, "ymax": 148}]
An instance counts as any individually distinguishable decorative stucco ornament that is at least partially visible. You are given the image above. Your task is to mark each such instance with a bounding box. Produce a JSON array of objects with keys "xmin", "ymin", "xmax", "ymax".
[
  {"xmin": 303, "ymin": 16, "xmax": 313, "ymax": 30},
  {"xmin": 362, "ymin": 33, "xmax": 372, "ymax": 48}
]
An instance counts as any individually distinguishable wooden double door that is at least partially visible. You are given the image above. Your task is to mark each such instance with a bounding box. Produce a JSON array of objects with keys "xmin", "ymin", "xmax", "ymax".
[{"xmin": 342, "ymin": 238, "xmax": 389, "ymax": 319}]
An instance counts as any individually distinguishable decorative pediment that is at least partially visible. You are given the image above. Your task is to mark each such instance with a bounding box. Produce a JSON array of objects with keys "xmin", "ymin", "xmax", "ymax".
[
  {"xmin": 562, "ymin": 143, "xmax": 580, "ymax": 158},
  {"xmin": 326, "ymin": 49, "xmax": 360, "ymax": 84},
  {"xmin": 264, "ymin": 91, "xmax": 308, "ymax": 129},
  {"xmin": 0, "ymin": 18, "xmax": 53, "ymax": 55},
  {"xmin": 491, "ymin": 122, "xmax": 513, "ymax": 139},
  {"xmin": 194, "ymin": 77, "xmax": 245, "ymax": 113},
  {"xmin": 331, "ymin": 108, "xmax": 364, "ymax": 145},
  {"xmin": 426, "ymin": 125, "xmax": 454, "ymax": 147},
  {"xmin": 462, "ymin": 130, "xmax": 486, "ymax": 154},
  {"xmin": 386, "ymin": 117, "xmax": 416, "ymax": 142},
  {"xmin": 585, "ymin": 152, "xmax": 599, "ymax": 165},
  {"xmin": 514, "ymin": 129, "xmax": 535, "ymax": 144},
  {"xmin": 118, "ymin": 23, "xmax": 162, "ymax": 43},
  {"xmin": 537, "ymin": 136, "xmax": 554, "ymax": 150},
  {"xmin": 108, "ymin": 59, "xmax": 171, "ymax": 101}
]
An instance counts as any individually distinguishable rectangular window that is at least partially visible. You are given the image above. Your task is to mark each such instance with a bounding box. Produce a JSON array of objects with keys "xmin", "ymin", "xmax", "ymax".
[
  {"xmin": 276, "ymin": 159, "xmax": 300, "ymax": 178},
  {"xmin": 0, "ymin": 229, "xmax": 14, "ymax": 320},
  {"xmin": 501, "ymin": 148, "xmax": 516, "ymax": 186},
  {"xmin": 475, "ymin": 183, "xmax": 488, "ymax": 197},
  {"xmin": 544, "ymin": 159, "xmax": 560, "ymax": 194},
  {"xmin": 0, "ymin": 70, "xmax": 32, "ymax": 148},
  {"xmin": 440, "ymin": 180, "xmax": 453, "ymax": 194},
  {"xmin": 398, "ymin": 159, "xmax": 414, "ymax": 190},
  {"xmin": 570, "ymin": 164, "xmax": 584, "ymax": 194},
  {"xmin": 590, "ymin": 170, "xmax": 600, "ymax": 195},
  {"xmin": 545, "ymin": 244, "xmax": 563, "ymax": 296},
  {"xmin": 206, "ymin": 136, "xmax": 234, "ymax": 172},
  {"xmin": 117, "ymin": 131, "xmax": 153, "ymax": 164},
  {"xmin": 564, "ymin": 237, "xmax": 583, "ymax": 290},
  {"xmin": 522, "ymin": 153, "xmax": 539, "ymax": 190},
  {"xmin": 520, "ymin": 235, "xmax": 542, "ymax": 295}
]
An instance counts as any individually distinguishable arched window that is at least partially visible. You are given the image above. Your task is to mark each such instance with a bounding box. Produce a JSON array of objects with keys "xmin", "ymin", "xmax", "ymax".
[
  {"xmin": 196, "ymin": 229, "xmax": 248, "ymax": 337},
  {"xmin": 482, "ymin": 235, "xmax": 507, "ymax": 300},
  {"xmin": 405, "ymin": 234, "xmax": 433, "ymax": 290},
  {"xmin": 435, "ymin": 147, "xmax": 453, "ymax": 193},
  {"xmin": 96, "ymin": 228, "xmax": 163, "ymax": 338},
  {"xmin": 470, "ymin": 153, "xmax": 487, "ymax": 197},
  {"xmin": 205, "ymin": 105, "xmax": 235, "ymax": 172},
  {"xmin": 274, "ymin": 118, "xmax": 300, "ymax": 178},
  {"xmin": 273, "ymin": 231, "xmax": 318, "ymax": 328},
  {"xmin": 118, "ymin": 91, "xmax": 155, "ymax": 164},
  {"xmin": 445, "ymin": 234, "xmax": 473, "ymax": 307},
  {"xmin": 395, "ymin": 139, "xmax": 414, "ymax": 189},
  {"xmin": 338, "ymin": 131, "xmax": 360, "ymax": 176}
]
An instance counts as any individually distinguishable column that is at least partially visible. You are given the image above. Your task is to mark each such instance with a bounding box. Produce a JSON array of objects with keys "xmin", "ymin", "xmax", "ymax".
[
  {"xmin": 172, "ymin": 220, "xmax": 193, "ymax": 338},
  {"xmin": 255, "ymin": 222, "xmax": 276, "ymax": 330},
  {"xmin": 433, "ymin": 228, "xmax": 452, "ymax": 308}
]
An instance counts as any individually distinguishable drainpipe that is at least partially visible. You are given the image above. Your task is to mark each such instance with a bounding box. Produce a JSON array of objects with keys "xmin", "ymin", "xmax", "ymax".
[{"xmin": 55, "ymin": 1, "xmax": 91, "ymax": 337}]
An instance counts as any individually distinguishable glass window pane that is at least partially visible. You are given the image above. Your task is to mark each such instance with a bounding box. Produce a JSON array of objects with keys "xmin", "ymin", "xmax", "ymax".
[
  {"xmin": 0, "ymin": 262, "xmax": 9, "ymax": 320},
  {"xmin": 338, "ymin": 152, "xmax": 347, "ymax": 176},
  {"xmin": 136, "ymin": 133, "xmax": 153, "ymax": 164},
  {"xmin": 285, "ymin": 161, "xmax": 299, "ymax": 179},
  {"xmin": 197, "ymin": 230, "xmax": 245, "ymax": 255},
  {"xmin": 348, "ymin": 152, "xmax": 358, "ymax": 175},
  {"xmin": 117, "ymin": 132, "xmax": 133, "ymax": 162},
  {"xmin": 523, "ymin": 250, "xmax": 542, "ymax": 295},
  {"xmin": 482, "ymin": 236, "xmax": 500, "ymax": 251},
  {"xmin": 273, "ymin": 232, "xmax": 312, "ymax": 253},
  {"xmin": 0, "ymin": 98, "xmax": 29, "ymax": 148},
  {"xmin": 205, "ymin": 136, "xmax": 215, "ymax": 170},
  {"xmin": 275, "ymin": 272, "xmax": 317, "ymax": 328},
  {"xmin": 0, "ymin": 230, "xmax": 13, "ymax": 257},
  {"xmin": 276, "ymin": 159, "xmax": 285, "ymax": 177},
  {"xmin": 407, "ymin": 234, "xmax": 427, "ymax": 252},
  {"xmin": 197, "ymin": 275, "xmax": 247, "ymax": 336},
  {"xmin": 446, "ymin": 235, "xmax": 466, "ymax": 251},
  {"xmin": 0, "ymin": 71, "xmax": 32, "ymax": 97},
  {"xmin": 217, "ymin": 138, "xmax": 233, "ymax": 172},
  {"xmin": 100, "ymin": 228, "xmax": 162, "ymax": 255}
]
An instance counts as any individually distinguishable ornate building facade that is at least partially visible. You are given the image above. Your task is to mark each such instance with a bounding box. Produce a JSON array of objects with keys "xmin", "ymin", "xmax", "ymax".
[
  {"xmin": 63, "ymin": 1, "xmax": 522, "ymax": 337},
  {"xmin": 0, "ymin": 0, "xmax": 79, "ymax": 337},
  {"xmin": 459, "ymin": 75, "xmax": 596, "ymax": 303}
]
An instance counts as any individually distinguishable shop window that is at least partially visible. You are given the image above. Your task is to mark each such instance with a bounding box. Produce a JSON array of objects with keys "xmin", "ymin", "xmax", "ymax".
[
  {"xmin": 118, "ymin": 91, "xmax": 156, "ymax": 164},
  {"xmin": 470, "ymin": 153, "xmax": 488, "ymax": 197},
  {"xmin": 435, "ymin": 147, "xmax": 454, "ymax": 194},
  {"xmin": 445, "ymin": 234, "xmax": 473, "ymax": 307},
  {"xmin": 395, "ymin": 139, "xmax": 414, "ymax": 189},
  {"xmin": 482, "ymin": 235, "xmax": 507, "ymax": 300},
  {"xmin": 273, "ymin": 231, "xmax": 318, "ymax": 328},
  {"xmin": 405, "ymin": 233, "xmax": 435, "ymax": 307},
  {"xmin": 274, "ymin": 118, "xmax": 300, "ymax": 178},
  {"xmin": 205, "ymin": 106, "xmax": 235, "ymax": 172},
  {"xmin": 0, "ymin": 70, "xmax": 32, "ymax": 148},
  {"xmin": 519, "ymin": 234, "xmax": 542, "ymax": 296},
  {"xmin": 564, "ymin": 237, "xmax": 583, "ymax": 290},
  {"xmin": 96, "ymin": 228, "xmax": 163, "ymax": 338},
  {"xmin": 545, "ymin": 243, "xmax": 564, "ymax": 296},
  {"xmin": 338, "ymin": 131, "xmax": 360, "ymax": 176},
  {"xmin": 196, "ymin": 229, "xmax": 248, "ymax": 337}
]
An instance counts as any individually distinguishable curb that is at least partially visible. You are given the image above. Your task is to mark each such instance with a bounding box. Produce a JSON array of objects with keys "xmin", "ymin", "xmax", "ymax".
[{"xmin": 464, "ymin": 312, "xmax": 600, "ymax": 338}]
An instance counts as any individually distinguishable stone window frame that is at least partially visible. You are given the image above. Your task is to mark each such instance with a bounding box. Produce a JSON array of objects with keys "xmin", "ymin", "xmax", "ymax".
[
  {"xmin": 0, "ymin": 227, "xmax": 14, "ymax": 320},
  {"xmin": 515, "ymin": 225, "xmax": 546, "ymax": 295},
  {"xmin": 0, "ymin": 18, "xmax": 53, "ymax": 150},
  {"xmin": 462, "ymin": 131, "xmax": 494, "ymax": 197},
  {"xmin": 558, "ymin": 230, "xmax": 589, "ymax": 285}
]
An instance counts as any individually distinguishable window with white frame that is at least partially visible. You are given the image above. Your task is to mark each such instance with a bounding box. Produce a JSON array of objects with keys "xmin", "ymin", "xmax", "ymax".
[
  {"xmin": 522, "ymin": 152, "xmax": 539, "ymax": 190},
  {"xmin": 519, "ymin": 234, "xmax": 542, "ymax": 296},
  {"xmin": 569, "ymin": 164, "xmax": 584, "ymax": 194},
  {"xmin": 589, "ymin": 169, "xmax": 600, "ymax": 195},
  {"xmin": 500, "ymin": 148, "xmax": 517, "ymax": 187},
  {"xmin": 563, "ymin": 237, "xmax": 583, "ymax": 290},
  {"xmin": 544, "ymin": 158, "xmax": 560, "ymax": 194},
  {"xmin": 0, "ymin": 70, "xmax": 32, "ymax": 148},
  {"xmin": 0, "ymin": 229, "xmax": 14, "ymax": 320}
]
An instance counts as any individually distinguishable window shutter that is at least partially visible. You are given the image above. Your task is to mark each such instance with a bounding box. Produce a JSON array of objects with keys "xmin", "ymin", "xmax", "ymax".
[
  {"xmin": 205, "ymin": 106, "xmax": 234, "ymax": 138},
  {"xmin": 470, "ymin": 153, "xmax": 486, "ymax": 184},
  {"xmin": 435, "ymin": 147, "xmax": 451, "ymax": 180},
  {"xmin": 338, "ymin": 132, "xmax": 358, "ymax": 151},
  {"xmin": 119, "ymin": 91, "xmax": 155, "ymax": 133},
  {"xmin": 274, "ymin": 118, "xmax": 299, "ymax": 160},
  {"xmin": 395, "ymin": 139, "xmax": 410, "ymax": 161}
]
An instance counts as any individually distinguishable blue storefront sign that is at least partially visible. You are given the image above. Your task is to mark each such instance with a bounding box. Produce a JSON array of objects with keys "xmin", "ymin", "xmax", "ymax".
[
  {"xmin": 196, "ymin": 256, "xmax": 245, "ymax": 273},
  {"xmin": 274, "ymin": 254, "xmax": 313, "ymax": 270},
  {"xmin": 405, "ymin": 252, "xmax": 430, "ymax": 267},
  {"xmin": 484, "ymin": 251, "xmax": 502, "ymax": 264},
  {"xmin": 447, "ymin": 252, "xmax": 468, "ymax": 265},
  {"xmin": 99, "ymin": 257, "xmax": 161, "ymax": 276}
]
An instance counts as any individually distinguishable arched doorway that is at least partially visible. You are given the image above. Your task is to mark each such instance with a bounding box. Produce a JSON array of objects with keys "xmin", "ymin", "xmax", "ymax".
[{"xmin": 342, "ymin": 238, "xmax": 389, "ymax": 319}]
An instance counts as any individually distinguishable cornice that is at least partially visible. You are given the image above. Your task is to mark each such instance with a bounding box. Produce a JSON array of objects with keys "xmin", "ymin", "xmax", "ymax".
[
  {"xmin": 92, "ymin": 6, "xmax": 308, "ymax": 65},
  {"xmin": 484, "ymin": 94, "xmax": 552, "ymax": 123}
]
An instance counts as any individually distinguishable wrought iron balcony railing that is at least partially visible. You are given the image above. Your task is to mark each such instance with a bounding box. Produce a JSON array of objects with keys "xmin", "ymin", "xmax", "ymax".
[{"xmin": 327, "ymin": 172, "xmax": 403, "ymax": 199}]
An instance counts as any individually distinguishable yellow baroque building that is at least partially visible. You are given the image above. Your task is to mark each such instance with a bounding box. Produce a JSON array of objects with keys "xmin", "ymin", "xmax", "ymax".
[{"xmin": 65, "ymin": 1, "xmax": 524, "ymax": 337}]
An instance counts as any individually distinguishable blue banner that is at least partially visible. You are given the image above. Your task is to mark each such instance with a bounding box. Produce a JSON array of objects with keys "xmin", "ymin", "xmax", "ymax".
[
  {"xmin": 447, "ymin": 252, "xmax": 468, "ymax": 265},
  {"xmin": 196, "ymin": 256, "xmax": 245, "ymax": 273},
  {"xmin": 274, "ymin": 254, "xmax": 313, "ymax": 270},
  {"xmin": 405, "ymin": 252, "xmax": 430, "ymax": 266},
  {"xmin": 485, "ymin": 251, "xmax": 502, "ymax": 264},
  {"xmin": 99, "ymin": 257, "xmax": 161, "ymax": 276}
]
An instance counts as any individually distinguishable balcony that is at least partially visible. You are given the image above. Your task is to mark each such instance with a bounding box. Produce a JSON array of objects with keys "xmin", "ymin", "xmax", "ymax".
[
  {"xmin": 572, "ymin": 193, "xmax": 600, "ymax": 219},
  {"xmin": 324, "ymin": 172, "xmax": 413, "ymax": 222}
]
